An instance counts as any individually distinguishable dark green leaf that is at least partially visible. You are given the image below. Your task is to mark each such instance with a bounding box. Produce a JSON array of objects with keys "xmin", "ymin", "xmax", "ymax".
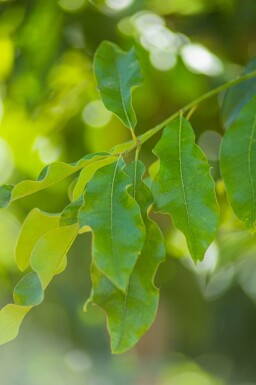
[
  {"xmin": 220, "ymin": 95, "xmax": 256, "ymax": 233},
  {"xmin": 94, "ymin": 41, "xmax": 143, "ymax": 130},
  {"xmin": 221, "ymin": 58, "xmax": 256, "ymax": 128},
  {"xmin": 90, "ymin": 161, "xmax": 165, "ymax": 353},
  {"xmin": 79, "ymin": 157, "xmax": 145, "ymax": 292},
  {"xmin": 152, "ymin": 116, "xmax": 219, "ymax": 262},
  {"xmin": 13, "ymin": 272, "xmax": 44, "ymax": 306}
]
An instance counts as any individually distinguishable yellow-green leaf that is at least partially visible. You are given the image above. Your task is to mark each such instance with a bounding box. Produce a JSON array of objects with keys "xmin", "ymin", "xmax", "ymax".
[
  {"xmin": 16, "ymin": 209, "xmax": 60, "ymax": 272},
  {"xmin": 31, "ymin": 223, "xmax": 78, "ymax": 288},
  {"xmin": 0, "ymin": 152, "xmax": 110, "ymax": 208},
  {"xmin": 0, "ymin": 304, "xmax": 31, "ymax": 345}
]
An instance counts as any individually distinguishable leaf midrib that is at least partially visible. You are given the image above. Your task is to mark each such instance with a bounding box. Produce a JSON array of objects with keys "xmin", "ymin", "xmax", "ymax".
[
  {"xmin": 114, "ymin": 55, "xmax": 133, "ymax": 129},
  {"xmin": 178, "ymin": 116, "xmax": 196, "ymax": 256}
]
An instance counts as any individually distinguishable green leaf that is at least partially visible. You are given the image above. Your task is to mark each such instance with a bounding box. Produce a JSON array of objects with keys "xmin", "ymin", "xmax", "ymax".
[
  {"xmin": 0, "ymin": 185, "xmax": 13, "ymax": 208},
  {"xmin": 0, "ymin": 304, "xmax": 31, "ymax": 345},
  {"xmin": 60, "ymin": 196, "xmax": 84, "ymax": 227},
  {"xmin": 0, "ymin": 152, "xmax": 110, "ymax": 208},
  {"xmin": 152, "ymin": 116, "xmax": 219, "ymax": 262},
  {"xmin": 79, "ymin": 157, "xmax": 145, "ymax": 291},
  {"xmin": 16, "ymin": 209, "xmax": 60, "ymax": 272},
  {"xmin": 220, "ymin": 95, "xmax": 256, "ymax": 233},
  {"xmin": 31, "ymin": 223, "xmax": 78, "ymax": 288},
  {"xmin": 72, "ymin": 156, "xmax": 117, "ymax": 201},
  {"xmin": 221, "ymin": 58, "xmax": 256, "ymax": 128},
  {"xmin": 94, "ymin": 41, "xmax": 143, "ymax": 130},
  {"xmin": 13, "ymin": 272, "xmax": 44, "ymax": 306},
  {"xmin": 90, "ymin": 161, "xmax": 165, "ymax": 353}
]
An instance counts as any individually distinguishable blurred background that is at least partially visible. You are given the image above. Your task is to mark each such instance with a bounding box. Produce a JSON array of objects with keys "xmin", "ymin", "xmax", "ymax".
[{"xmin": 0, "ymin": 0, "xmax": 256, "ymax": 384}]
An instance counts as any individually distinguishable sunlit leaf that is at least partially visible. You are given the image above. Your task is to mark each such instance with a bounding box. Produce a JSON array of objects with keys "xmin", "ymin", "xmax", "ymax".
[
  {"xmin": 0, "ymin": 152, "xmax": 110, "ymax": 208},
  {"xmin": 220, "ymin": 95, "xmax": 256, "ymax": 233},
  {"xmin": 72, "ymin": 156, "xmax": 117, "ymax": 201},
  {"xmin": 13, "ymin": 272, "xmax": 44, "ymax": 306},
  {"xmin": 152, "ymin": 116, "xmax": 219, "ymax": 262},
  {"xmin": 79, "ymin": 157, "xmax": 145, "ymax": 291},
  {"xmin": 0, "ymin": 304, "xmax": 31, "ymax": 346},
  {"xmin": 94, "ymin": 41, "xmax": 143, "ymax": 130},
  {"xmin": 16, "ymin": 209, "xmax": 60, "ymax": 272},
  {"xmin": 221, "ymin": 58, "xmax": 256, "ymax": 128},
  {"xmin": 90, "ymin": 161, "xmax": 165, "ymax": 353},
  {"xmin": 31, "ymin": 223, "xmax": 78, "ymax": 288}
]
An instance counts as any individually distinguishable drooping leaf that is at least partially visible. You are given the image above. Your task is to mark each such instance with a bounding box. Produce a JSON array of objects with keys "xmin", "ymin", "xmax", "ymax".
[
  {"xmin": 78, "ymin": 157, "xmax": 145, "ymax": 292},
  {"xmin": 0, "ymin": 304, "xmax": 31, "ymax": 345},
  {"xmin": 221, "ymin": 58, "xmax": 256, "ymax": 128},
  {"xmin": 16, "ymin": 209, "xmax": 60, "ymax": 272},
  {"xmin": 94, "ymin": 41, "xmax": 143, "ymax": 130},
  {"xmin": 220, "ymin": 95, "xmax": 256, "ymax": 233},
  {"xmin": 72, "ymin": 156, "xmax": 117, "ymax": 201},
  {"xmin": 0, "ymin": 152, "xmax": 110, "ymax": 208},
  {"xmin": 31, "ymin": 223, "xmax": 78, "ymax": 288},
  {"xmin": 152, "ymin": 116, "xmax": 219, "ymax": 262},
  {"xmin": 90, "ymin": 161, "xmax": 165, "ymax": 353},
  {"xmin": 13, "ymin": 272, "xmax": 44, "ymax": 306}
]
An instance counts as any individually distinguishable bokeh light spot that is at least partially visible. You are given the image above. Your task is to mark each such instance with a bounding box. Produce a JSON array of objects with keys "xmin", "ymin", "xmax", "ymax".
[
  {"xmin": 150, "ymin": 50, "xmax": 177, "ymax": 71},
  {"xmin": 181, "ymin": 43, "xmax": 224, "ymax": 76},
  {"xmin": 106, "ymin": 0, "xmax": 133, "ymax": 11},
  {"xmin": 59, "ymin": 0, "xmax": 87, "ymax": 12},
  {"xmin": 82, "ymin": 100, "xmax": 112, "ymax": 128}
]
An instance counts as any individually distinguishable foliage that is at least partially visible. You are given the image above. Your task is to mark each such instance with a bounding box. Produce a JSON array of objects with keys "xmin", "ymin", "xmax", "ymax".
[{"xmin": 0, "ymin": 0, "xmax": 256, "ymax": 361}]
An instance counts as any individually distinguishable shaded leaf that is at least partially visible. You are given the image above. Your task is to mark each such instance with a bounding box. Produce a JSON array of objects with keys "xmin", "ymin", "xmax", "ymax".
[
  {"xmin": 16, "ymin": 208, "xmax": 60, "ymax": 272},
  {"xmin": 221, "ymin": 58, "xmax": 256, "ymax": 128},
  {"xmin": 0, "ymin": 304, "xmax": 31, "ymax": 345},
  {"xmin": 220, "ymin": 95, "xmax": 256, "ymax": 233},
  {"xmin": 31, "ymin": 223, "xmax": 78, "ymax": 288},
  {"xmin": 0, "ymin": 152, "xmax": 110, "ymax": 208},
  {"xmin": 94, "ymin": 41, "xmax": 143, "ymax": 130},
  {"xmin": 152, "ymin": 116, "xmax": 219, "ymax": 262},
  {"xmin": 90, "ymin": 161, "xmax": 165, "ymax": 353},
  {"xmin": 79, "ymin": 157, "xmax": 145, "ymax": 291},
  {"xmin": 60, "ymin": 196, "xmax": 84, "ymax": 227},
  {"xmin": 13, "ymin": 272, "xmax": 44, "ymax": 306}
]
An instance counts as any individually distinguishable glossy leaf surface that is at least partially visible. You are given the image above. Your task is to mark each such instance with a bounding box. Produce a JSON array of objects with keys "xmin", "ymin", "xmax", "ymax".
[
  {"xmin": 90, "ymin": 161, "xmax": 165, "ymax": 353},
  {"xmin": 94, "ymin": 41, "xmax": 143, "ymax": 130},
  {"xmin": 152, "ymin": 116, "xmax": 219, "ymax": 262},
  {"xmin": 79, "ymin": 157, "xmax": 145, "ymax": 291},
  {"xmin": 220, "ymin": 95, "xmax": 256, "ymax": 233},
  {"xmin": 16, "ymin": 209, "xmax": 60, "ymax": 271}
]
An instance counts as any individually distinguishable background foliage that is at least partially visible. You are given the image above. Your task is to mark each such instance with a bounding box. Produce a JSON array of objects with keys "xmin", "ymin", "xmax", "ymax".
[{"xmin": 1, "ymin": 0, "xmax": 256, "ymax": 383}]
